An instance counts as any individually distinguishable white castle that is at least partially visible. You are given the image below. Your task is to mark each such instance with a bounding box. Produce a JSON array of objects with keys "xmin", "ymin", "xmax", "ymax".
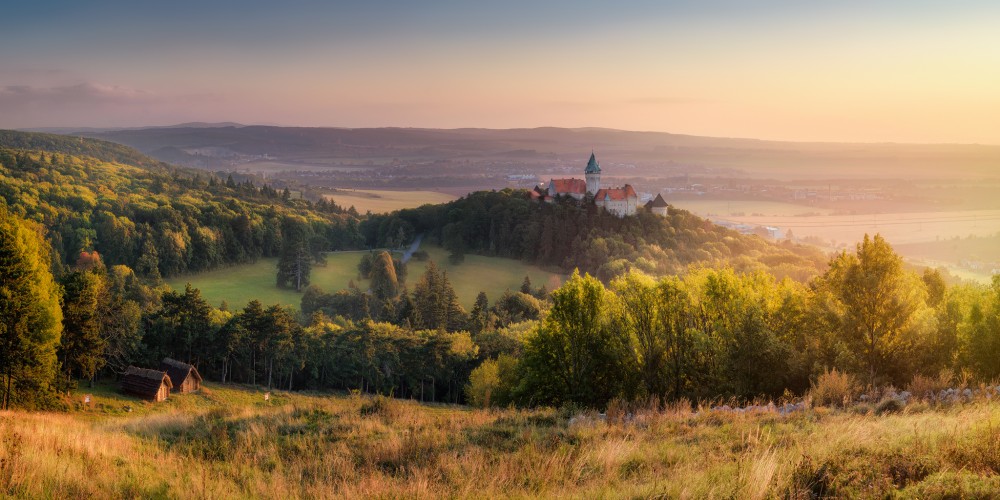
[{"xmin": 531, "ymin": 152, "xmax": 640, "ymax": 217}]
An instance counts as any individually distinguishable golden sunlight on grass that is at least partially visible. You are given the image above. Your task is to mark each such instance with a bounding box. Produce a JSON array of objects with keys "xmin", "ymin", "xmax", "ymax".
[{"xmin": 5, "ymin": 384, "xmax": 1000, "ymax": 498}]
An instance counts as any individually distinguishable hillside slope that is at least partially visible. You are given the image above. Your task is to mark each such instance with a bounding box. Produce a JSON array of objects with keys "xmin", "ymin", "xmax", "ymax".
[
  {"xmin": 0, "ymin": 130, "xmax": 362, "ymax": 277},
  {"xmin": 363, "ymin": 189, "xmax": 828, "ymax": 281},
  {"xmin": 3, "ymin": 382, "xmax": 1000, "ymax": 498}
]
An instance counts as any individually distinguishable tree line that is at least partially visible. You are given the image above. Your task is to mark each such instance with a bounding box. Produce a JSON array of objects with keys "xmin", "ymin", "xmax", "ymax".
[{"xmin": 467, "ymin": 234, "xmax": 1000, "ymax": 408}]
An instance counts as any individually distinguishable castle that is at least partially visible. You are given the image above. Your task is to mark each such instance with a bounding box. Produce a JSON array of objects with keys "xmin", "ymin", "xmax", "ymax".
[{"xmin": 531, "ymin": 153, "xmax": 641, "ymax": 217}]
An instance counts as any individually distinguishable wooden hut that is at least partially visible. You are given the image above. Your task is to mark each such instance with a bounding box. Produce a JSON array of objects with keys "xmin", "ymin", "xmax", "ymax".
[
  {"xmin": 160, "ymin": 358, "xmax": 203, "ymax": 394},
  {"xmin": 121, "ymin": 366, "xmax": 173, "ymax": 402}
]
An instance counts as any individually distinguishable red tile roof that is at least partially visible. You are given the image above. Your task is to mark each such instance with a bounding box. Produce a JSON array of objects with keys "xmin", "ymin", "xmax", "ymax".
[
  {"xmin": 549, "ymin": 178, "xmax": 587, "ymax": 195},
  {"xmin": 595, "ymin": 184, "xmax": 637, "ymax": 201}
]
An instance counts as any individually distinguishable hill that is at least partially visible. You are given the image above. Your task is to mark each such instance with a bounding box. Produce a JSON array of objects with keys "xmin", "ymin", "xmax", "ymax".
[
  {"xmin": 362, "ymin": 189, "xmax": 828, "ymax": 282},
  {"xmin": 0, "ymin": 129, "xmax": 171, "ymax": 171},
  {"xmin": 0, "ymin": 130, "xmax": 363, "ymax": 277},
  {"xmin": 4, "ymin": 381, "xmax": 1000, "ymax": 498}
]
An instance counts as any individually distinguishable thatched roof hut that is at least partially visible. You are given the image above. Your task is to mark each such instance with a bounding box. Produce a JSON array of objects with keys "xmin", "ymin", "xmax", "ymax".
[
  {"xmin": 160, "ymin": 358, "xmax": 203, "ymax": 394},
  {"xmin": 121, "ymin": 366, "xmax": 172, "ymax": 402}
]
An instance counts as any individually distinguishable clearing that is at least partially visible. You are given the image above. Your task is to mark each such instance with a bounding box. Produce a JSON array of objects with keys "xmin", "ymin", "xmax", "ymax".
[
  {"xmin": 322, "ymin": 189, "xmax": 457, "ymax": 214},
  {"xmin": 671, "ymin": 199, "xmax": 833, "ymax": 217}
]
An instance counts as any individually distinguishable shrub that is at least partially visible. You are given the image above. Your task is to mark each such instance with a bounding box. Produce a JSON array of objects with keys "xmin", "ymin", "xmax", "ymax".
[
  {"xmin": 466, "ymin": 359, "xmax": 500, "ymax": 408},
  {"xmin": 875, "ymin": 398, "xmax": 905, "ymax": 415},
  {"xmin": 907, "ymin": 370, "xmax": 953, "ymax": 400},
  {"xmin": 359, "ymin": 395, "xmax": 398, "ymax": 420},
  {"xmin": 810, "ymin": 369, "xmax": 857, "ymax": 408}
]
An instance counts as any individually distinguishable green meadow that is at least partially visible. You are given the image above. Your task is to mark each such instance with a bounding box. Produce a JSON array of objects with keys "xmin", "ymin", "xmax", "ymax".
[{"xmin": 167, "ymin": 244, "xmax": 565, "ymax": 311}]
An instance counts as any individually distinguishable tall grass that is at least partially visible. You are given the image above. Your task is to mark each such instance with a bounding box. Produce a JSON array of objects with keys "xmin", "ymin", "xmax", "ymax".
[{"xmin": 4, "ymin": 382, "xmax": 1000, "ymax": 498}]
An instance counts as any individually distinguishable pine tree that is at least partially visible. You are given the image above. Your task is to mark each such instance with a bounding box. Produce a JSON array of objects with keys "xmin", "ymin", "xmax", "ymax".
[
  {"xmin": 520, "ymin": 275, "xmax": 532, "ymax": 295},
  {"xmin": 0, "ymin": 208, "xmax": 63, "ymax": 409},
  {"xmin": 59, "ymin": 270, "xmax": 108, "ymax": 387},
  {"xmin": 277, "ymin": 241, "xmax": 311, "ymax": 292},
  {"xmin": 469, "ymin": 292, "xmax": 490, "ymax": 334},
  {"xmin": 412, "ymin": 262, "xmax": 467, "ymax": 331}
]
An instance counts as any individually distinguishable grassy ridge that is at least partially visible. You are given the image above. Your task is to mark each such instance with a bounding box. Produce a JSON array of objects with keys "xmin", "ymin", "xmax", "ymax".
[
  {"xmin": 4, "ymin": 383, "xmax": 1000, "ymax": 498},
  {"xmin": 168, "ymin": 244, "xmax": 565, "ymax": 310}
]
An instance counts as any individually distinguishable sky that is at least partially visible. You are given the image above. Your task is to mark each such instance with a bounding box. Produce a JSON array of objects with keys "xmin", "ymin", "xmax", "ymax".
[{"xmin": 2, "ymin": 0, "xmax": 999, "ymax": 143}]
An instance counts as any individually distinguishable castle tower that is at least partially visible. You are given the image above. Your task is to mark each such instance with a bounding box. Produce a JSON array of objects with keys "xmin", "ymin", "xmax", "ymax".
[{"xmin": 585, "ymin": 152, "xmax": 601, "ymax": 194}]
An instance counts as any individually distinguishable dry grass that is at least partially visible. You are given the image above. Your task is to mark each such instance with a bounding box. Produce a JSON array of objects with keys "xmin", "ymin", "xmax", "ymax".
[
  {"xmin": 4, "ymin": 383, "xmax": 1000, "ymax": 498},
  {"xmin": 322, "ymin": 189, "xmax": 457, "ymax": 214}
]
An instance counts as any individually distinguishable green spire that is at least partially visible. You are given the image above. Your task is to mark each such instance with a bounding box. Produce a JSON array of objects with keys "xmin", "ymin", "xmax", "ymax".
[{"xmin": 585, "ymin": 152, "xmax": 601, "ymax": 174}]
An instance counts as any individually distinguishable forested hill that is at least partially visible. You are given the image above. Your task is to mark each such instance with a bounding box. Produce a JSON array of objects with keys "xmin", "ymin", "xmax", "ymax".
[
  {"xmin": 0, "ymin": 130, "xmax": 363, "ymax": 278},
  {"xmin": 363, "ymin": 190, "xmax": 829, "ymax": 281},
  {"xmin": 0, "ymin": 129, "xmax": 171, "ymax": 171}
]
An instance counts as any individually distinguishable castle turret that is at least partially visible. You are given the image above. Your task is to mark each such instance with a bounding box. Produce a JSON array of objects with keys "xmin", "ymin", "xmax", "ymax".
[{"xmin": 584, "ymin": 152, "xmax": 601, "ymax": 194}]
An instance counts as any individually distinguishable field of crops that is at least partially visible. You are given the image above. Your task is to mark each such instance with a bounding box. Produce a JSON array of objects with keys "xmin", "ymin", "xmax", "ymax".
[{"xmin": 323, "ymin": 189, "xmax": 457, "ymax": 214}]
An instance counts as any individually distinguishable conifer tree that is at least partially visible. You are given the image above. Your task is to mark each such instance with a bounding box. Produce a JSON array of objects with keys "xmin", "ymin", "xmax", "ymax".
[
  {"xmin": 469, "ymin": 292, "xmax": 490, "ymax": 334},
  {"xmin": 0, "ymin": 208, "xmax": 63, "ymax": 409},
  {"xmin": 59, "ymin": 270, "xmax": 108, "ymax": 387},
  {"xmin": 520, "ymin": 275, "xmax": 532, "ymax": 295},
  {"xmin": 412, "ymin": 261, "xmax": 467, "ymax": 331}
]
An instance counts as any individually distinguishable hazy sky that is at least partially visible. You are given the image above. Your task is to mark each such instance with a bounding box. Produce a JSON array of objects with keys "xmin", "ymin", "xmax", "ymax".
[{"xmin": 2, "ymin": 0, "xmax": 999, "ymax": 143}]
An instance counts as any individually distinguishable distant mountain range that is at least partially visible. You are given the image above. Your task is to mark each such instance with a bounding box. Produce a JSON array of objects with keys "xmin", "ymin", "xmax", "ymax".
[
  {"xmin": 20, "ymin": 122, "xmax": 248, "ymax": 135},
  {"xmin": 14, "ymin": 125, "xmax": 1000, "ymax": 180}
]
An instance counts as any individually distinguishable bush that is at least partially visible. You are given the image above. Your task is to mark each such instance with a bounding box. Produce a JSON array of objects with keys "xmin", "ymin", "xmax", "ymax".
[
  {"xmin": 810, "ymin": 369, "xmax": 857, "ymax": 408},
  {"xmin": 359, "ymin": 395, "xmax": 399, "ymax": 420},
  {"xmin": 907, "ymin": 370, "xmax": 953, "ymax": 400},
  {"xmin": 466, "ymin": 359, "xmax": 500, "ymax": 408},
  {"xmin": 875, "ymin": 398, "xmax": 905, "ymax": 415}
]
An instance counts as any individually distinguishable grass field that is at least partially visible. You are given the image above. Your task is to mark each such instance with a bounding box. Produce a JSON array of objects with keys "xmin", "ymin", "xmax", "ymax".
[
  {"xmin": 714, "ymin": 209, "xmax": 1000, "ymax": 247},
  {"xmin": 166, "ymin": 255, "xmax": 363, "ymax": 309},
  {"xmin": 6, "ymin": 382, "xmax": 1000, "ymax": 498},
  {"xmin": 323, "ymin": 189, "xmax": 457, "ymax": 214},
  {"xmin": 167, "ymin": 244, "xmax": 565, "ymax": 311}
]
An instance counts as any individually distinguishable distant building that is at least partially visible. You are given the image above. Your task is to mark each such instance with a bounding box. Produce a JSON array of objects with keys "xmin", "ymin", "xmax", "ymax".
[
  {"xmin": 121, "ymin": 366, "xmax": 172, "ymax": 402},
  {"xmin": 595, "ymin": 185, "xmax": 638, "ymax": 217},
  {"xmin": 584, "ymin": 152, "xmax": 601, "ymax": 194},
  {"xmin": 546, "ymin": 178, "xmax": 588, "ymax": 200},
  {"xmin": 645, "ymin": 193, "xmax": 669, "ymax": 216},
  {"xmin": 533, "ymin": 152, "xmax": 640, "ymax": 217},
  {"xmin": 160, "ymin": 358, "xmax": 203, "ymax": 394},
  {"xmin": 544, "ymin": 152, "xmax": 602, "ymax": 200}
]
